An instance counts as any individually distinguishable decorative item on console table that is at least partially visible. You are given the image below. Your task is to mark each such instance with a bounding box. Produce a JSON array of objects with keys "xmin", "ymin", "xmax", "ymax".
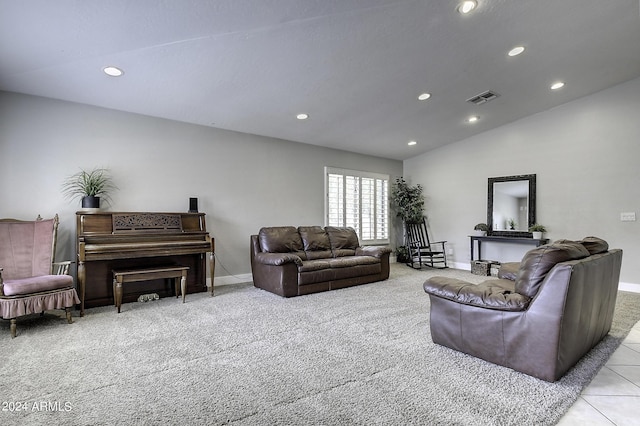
[
  {"xmin": 529, "ymin": 224, "xmax": 547, "ymax": 240},
  {"xmin": 61, "ymin": 167, "xmax": 117, "ymax": 209},
  {"xmin": 472, "ymin": 223, "xmax": 489, "ymax": 236}
]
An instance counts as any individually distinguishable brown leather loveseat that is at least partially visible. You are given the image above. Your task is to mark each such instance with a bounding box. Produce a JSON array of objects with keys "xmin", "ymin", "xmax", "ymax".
[
  {"xmin": 423, "ymin": 237, "xmax": 622, "ymax": 382},
  {"xmin": 250, "ymin": 226, "xmax": 391, "ymax": 297}
]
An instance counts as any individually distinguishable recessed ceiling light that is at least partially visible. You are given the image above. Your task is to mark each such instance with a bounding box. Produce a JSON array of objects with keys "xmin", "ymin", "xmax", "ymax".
[
  {"xmin": 467, "ymin": 115, "xmax": 479, "ymax": 123},
  {"xmin": 458, "ymin": 1, "xmax": 477, "ymax": 14},
  {"xmin": 296, "ymin": 113, "xmax": 309, "ymax": 120},
  {"xmin": 103, "ymin": 66, "xmax": 124, "ymax": 77},
  {"xmin": 550, "ymin": 81, "xmax": 565, "ymax": 90},
  {"xmin": 508, "ymin": 46, "xmax": 525, "ymax": 57},
  {"xmin": 408, "ymin": 140, "xmax": 417, "ymax": 146},
  {"xmin": 417, "ymin": 93, "xmax": 431, "ymax": 101}
]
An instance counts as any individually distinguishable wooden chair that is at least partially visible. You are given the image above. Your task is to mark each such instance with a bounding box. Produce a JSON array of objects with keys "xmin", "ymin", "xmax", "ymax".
[
  {"xmin": 0, "ymin": 215, "xmax": 79, "ymax": 338},
  {"xmin": 405, "ymin": 218, "xmax": 447, "ymax": 269}
]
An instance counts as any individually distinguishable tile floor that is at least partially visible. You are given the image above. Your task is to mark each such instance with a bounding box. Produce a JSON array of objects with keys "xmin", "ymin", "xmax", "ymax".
[{"xmin": 558, "ymin": 321, "xmax": 640, "ymax": 425}]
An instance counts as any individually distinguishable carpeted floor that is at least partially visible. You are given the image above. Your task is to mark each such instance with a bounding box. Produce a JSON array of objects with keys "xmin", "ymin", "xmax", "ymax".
[{"xmin": 2, "ymin": 263, "xmax": 639, "ymax": 426}]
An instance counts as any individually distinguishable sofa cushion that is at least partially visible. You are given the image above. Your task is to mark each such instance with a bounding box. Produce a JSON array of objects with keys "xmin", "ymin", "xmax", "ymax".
[
  {"xmin": 580, "ymin": 236, "xmax": 609, "ymax": 254},
  {"xmin": 515, "ymin": 241, "xmax": 590, "ymax": 298},
  {"xmin": 298, "ymin": 259, "xmax": 331, "ymax": 273},
  {"xmin": 332, "ymin": 263, "xmax": 381, "ymax": 281},
  {"xmin": 259, "ymin": 226, "xmax": 304, "ymax": 254},
  {"xmin": 298, "ymin": 263, "xmax": 382, "ymax": 285},
  {"xmin": 554, "ymin": 237, "xmax": 608, "ymax": 255},
  {"xmin": 298, "ymin": 259, "xmax": 334, "ymax": 285},
  {"xmin": 2, "ymin": 274, "xmax": 74, "ymax": 296},
  {"xmin": 297, "ymin": 256, "xmax": 382, "ymax": 285},
  {"xmin": 304, "ymin": 251, "xmax": 333, "ymax": 260},
  {"xmin": 328, "ymin": 256, "xmax": 380, "ymax": 268},
  {"xmin": 298, "ymin": 226, "xmax": 333, "ymax": 260},
  {"xmin": 325, "ymin": 227, "xmax": 359, "ymax": 257}
]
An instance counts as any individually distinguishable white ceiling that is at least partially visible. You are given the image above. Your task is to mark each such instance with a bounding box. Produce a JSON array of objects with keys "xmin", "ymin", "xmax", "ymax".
[{"xmin": 2, "ymin": 0, "xmax": 640, "ymax": 161}]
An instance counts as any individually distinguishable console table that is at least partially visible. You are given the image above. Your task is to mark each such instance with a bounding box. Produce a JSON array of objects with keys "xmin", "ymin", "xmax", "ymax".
[{"xmin": 470, "ymin": 235, "xmax": 548, "ymax": 261}]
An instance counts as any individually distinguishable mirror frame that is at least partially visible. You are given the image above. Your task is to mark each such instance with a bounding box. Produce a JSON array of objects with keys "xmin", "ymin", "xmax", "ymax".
[{"xmin": 487, "ymin": 174, "xmax": 536, "ymax": 237}]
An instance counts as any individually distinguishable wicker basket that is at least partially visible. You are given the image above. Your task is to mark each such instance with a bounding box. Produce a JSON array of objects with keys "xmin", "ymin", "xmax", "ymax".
[{"xmin": 471, "ymin": 260, "xmax": 497, "ymax": 276}]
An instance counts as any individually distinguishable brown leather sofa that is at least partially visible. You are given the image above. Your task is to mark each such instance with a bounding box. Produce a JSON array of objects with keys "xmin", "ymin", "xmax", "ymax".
[
  {"xmin": 250, "ymin": 226, "xmax": 391, "ymax": 297},
  {"xmin": 423, "ymin": 237, "xmax": 622, "ymax": 382}
]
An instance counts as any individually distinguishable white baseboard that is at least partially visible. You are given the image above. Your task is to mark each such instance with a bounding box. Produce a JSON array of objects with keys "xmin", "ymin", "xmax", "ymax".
[
  {"xmin": 206, "ymin": 273, "xmax": 253, "ymax": 288},
  {"xmin": 450, "ymin": 261, "xmax": 469, "ymax": 271},
  {"xmin": 619, "ymin": 282, "xmax": 640, "ymax": 293}
]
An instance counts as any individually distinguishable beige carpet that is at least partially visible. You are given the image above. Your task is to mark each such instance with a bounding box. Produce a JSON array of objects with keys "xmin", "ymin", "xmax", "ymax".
[{"xmin": 1, "ymin": 263, "xmax": 639, "ymax": 426}]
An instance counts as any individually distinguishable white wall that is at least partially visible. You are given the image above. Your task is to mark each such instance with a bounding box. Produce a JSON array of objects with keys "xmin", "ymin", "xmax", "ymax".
[
  {"xmin": 3, "ymin": 77, "xmax": 639, "ymax": 286},
  {"xmin": 0, "ymin": 91, "xmax": 402, "ymax": 282},
  {"xmin": 404, "ymin": 77, "xmax": 640, "ymax": 285}
]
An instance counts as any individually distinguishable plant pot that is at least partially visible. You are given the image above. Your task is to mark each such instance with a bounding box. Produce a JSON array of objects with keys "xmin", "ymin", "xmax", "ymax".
[
  {"xmin": 532, "ymin": 231, "xmax": 543, "ymax": 239},
  {"xmin": 472, "ymin": 230, "xmax": 487, "ymax": 236},
  {"xmin": 81, "ymin": 196, "xmax": 100, "ymax": 209}
]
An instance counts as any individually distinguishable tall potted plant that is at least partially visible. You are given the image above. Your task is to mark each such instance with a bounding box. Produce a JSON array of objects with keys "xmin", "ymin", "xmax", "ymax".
[
  {"xmin": 390, "ymin": 177, "xmax": 425, "ymax": 224},
  {"xmin": 62, "ymin": 167, "xmax": 116, "ymax": 209},
  {"xmin": 391, "ymin": 178, "xmax": 425, "ymax": 262}
]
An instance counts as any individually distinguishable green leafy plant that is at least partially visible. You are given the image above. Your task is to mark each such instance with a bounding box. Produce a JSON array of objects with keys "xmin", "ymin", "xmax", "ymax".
[
  {"xmin": 528, "ymin": 224, "xmax": 547, "ymax": 232},
  {"xmin": 473, "ymin": 223, "xmax": 489, "ymax": 232},
  {"xmin": 62, "ymin": 167, "xmax": 117, "ymax": 205},
  {"xmin": 395, "ymin": 246, "xmax": 409, "ymax": 263},
  {"xmin": 508, "ymin": 218, "xmax": 516, "ymax": 230},
  {"xmin": 390, "ymin": 177, "xmax": 425, "ymax": 224}
]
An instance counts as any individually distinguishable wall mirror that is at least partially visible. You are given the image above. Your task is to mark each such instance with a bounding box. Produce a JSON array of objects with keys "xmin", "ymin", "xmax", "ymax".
[{"xmin": 487, "ymin": 174, "xmax": 536, "ymax": 237}]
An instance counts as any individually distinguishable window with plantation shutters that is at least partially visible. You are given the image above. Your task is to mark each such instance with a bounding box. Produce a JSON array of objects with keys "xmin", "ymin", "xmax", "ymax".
[{"xmin": 325, "ymin": 167, "xmax": 389, "ymax": 245}]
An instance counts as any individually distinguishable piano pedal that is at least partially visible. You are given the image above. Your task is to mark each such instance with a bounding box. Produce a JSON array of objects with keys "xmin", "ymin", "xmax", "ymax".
[{"xmin": 137, "ymin": 293, "xmax": 160, "ymax": 303}]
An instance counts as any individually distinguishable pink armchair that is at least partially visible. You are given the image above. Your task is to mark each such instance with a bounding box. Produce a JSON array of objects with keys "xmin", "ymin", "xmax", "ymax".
[{"xmin": 0, "ymin": 215, "xmax": 80, "ymax": 338}]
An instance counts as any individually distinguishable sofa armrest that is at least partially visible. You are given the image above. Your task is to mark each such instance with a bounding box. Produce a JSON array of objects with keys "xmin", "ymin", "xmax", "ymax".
[
  {"xmin": 253, "ymin": 252, "xmax": 303, "ymax": 267},
  {"xmin": 498, "ymin": 262, "xmax": 520, "ymax": 280},
  {"xmin": 424, "ymin": 276, "xmax": 530, "ymax": 311},
  {"xmin": 356, "ymin": 245, "xmax": 392, "ymax": 258}
]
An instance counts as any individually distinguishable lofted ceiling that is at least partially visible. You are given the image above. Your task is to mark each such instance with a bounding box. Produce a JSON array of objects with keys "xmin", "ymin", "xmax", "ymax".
[{"xmin": 1, "ymin": 0, "xmax": 640, "ymax": 161}]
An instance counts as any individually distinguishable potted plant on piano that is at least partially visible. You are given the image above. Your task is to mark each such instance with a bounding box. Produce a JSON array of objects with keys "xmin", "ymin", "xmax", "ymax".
[{"xmin": 62, "ymin": 167, "xmax": 117, "ymax": 209}]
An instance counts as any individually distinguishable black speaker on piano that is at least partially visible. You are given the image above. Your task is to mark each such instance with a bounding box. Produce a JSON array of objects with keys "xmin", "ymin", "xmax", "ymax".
[{"xmin": 189, "ymin": 197, "xmax": 198, "ymax": 213}]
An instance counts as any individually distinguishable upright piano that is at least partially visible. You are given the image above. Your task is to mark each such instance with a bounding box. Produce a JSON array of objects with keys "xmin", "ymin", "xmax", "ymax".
[{"xmin": 76, "ymin": 211, "xmax": 215, "ymax": 313}]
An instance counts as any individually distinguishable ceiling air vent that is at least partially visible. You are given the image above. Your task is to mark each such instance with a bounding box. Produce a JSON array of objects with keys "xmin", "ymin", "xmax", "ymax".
[{"xmin": 467, "ymin": 90, "xmax": 500, "ymax": 105}]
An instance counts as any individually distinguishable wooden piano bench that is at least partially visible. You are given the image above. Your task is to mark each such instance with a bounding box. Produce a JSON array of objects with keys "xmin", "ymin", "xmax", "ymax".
[{"xmin": 112, "ymin": 266, "xmax": 189, "ymax": 313}]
